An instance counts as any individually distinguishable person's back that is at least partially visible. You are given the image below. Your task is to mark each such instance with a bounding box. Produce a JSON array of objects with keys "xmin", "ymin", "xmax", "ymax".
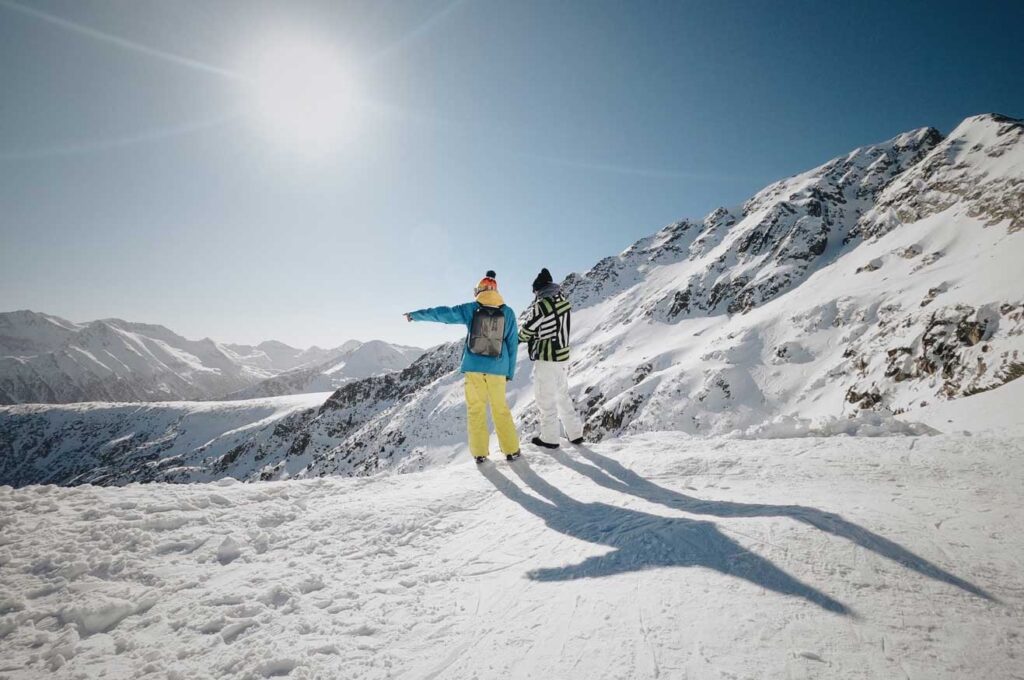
[
  {"xmin": 521, "ymin": 282, "xmax": 572, "ymax": 363},
  {"xmin": 520, "ymin": 268, "xmax": 584, "ymax": 448},
  {"xmin": 405, "ymin": 271, "xmax": 521, "ymax": 463}
]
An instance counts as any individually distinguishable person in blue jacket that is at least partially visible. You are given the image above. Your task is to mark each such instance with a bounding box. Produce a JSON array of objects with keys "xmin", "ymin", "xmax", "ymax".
[{"xmin": 405, "ymin": 271, "xmax": 521, "ymax": 463}]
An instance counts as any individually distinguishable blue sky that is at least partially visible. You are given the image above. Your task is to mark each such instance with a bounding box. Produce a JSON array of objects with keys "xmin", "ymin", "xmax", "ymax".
[{"xmin": 2, "ymin": 0, "xmax": 1022, "ymax": 349}]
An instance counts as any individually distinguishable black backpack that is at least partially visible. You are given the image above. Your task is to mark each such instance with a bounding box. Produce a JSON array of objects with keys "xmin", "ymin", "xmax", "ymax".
[{"xmin": 467, "ymin": 305, "xmax": 506, "ymax": 357}]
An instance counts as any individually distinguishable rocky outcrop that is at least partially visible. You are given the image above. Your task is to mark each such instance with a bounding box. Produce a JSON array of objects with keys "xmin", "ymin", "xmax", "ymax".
[
  {"xmin": 564, "ymin": 126, "xmax": 943, "ymax": 328},
  {"xmin": 854, "ymin": 114, "xmax": 1024, "ymax": 239}
]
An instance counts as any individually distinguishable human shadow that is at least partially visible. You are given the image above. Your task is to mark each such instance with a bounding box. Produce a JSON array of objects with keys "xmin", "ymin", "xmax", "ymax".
[
  {"xmin": 547, "ymin": 445, "xmax": 994, "ymax": 602},
  {"xmin": 478, "ymin": 461, "xmax": 852, "ymax": 615}
]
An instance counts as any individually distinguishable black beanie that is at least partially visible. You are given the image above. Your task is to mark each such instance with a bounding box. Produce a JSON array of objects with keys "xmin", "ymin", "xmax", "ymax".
[
  {"xmin": 532, "ymin": 268, "xmax": 553, "ymax": 292},
  {"xmin": 485, "ymin": 270, "xmax": 496, "ymax": 279}
]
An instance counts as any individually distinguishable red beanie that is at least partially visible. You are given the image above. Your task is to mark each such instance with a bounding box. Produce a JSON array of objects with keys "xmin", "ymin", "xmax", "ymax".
[{"xmin": 476, "ymin": 270, "xmax": 498, "ymax": 292}]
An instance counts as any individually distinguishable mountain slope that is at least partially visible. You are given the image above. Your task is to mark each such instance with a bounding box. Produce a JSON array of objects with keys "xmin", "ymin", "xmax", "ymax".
[
  {"xmin": 0, "ymin": 393, "xmax": 332, "ymax": 486},
  {"xmin": 297, "ymin": 112, "xmax": 1023, "ymax": 470},
  {"xmin": 0, "ymin": 429, "xmax": 1020, "ymax": 678}
]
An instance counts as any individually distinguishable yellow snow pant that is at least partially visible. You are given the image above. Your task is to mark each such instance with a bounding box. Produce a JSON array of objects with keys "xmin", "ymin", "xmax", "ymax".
[{"xmin": 464, "ymin": 372, "xmax": 520, "ymax": 458}]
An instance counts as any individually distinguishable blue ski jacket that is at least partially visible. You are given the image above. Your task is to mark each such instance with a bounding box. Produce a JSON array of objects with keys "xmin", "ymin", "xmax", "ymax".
[{"xmin": 409, "ymin": 293, "xmax": 519, "ymax": 380}]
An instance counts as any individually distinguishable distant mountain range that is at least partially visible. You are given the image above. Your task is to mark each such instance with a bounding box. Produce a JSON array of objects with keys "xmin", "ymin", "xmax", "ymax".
[
  {"xmin": 1, "ymin": 112, "xmax": 1021, "ymax": 486},
  {"xmin": 0, "ymin": 311, "xmax": 422, "ymax": 405},
  {"xmin": 220, "ymin": 340, "xmax": 425, "ymax": 400}
]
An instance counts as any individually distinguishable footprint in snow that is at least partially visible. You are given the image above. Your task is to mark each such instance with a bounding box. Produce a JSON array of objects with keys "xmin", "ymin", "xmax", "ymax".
[
  {"xmin": 259, "ymin": 658, "xmax": 298, "ymax": 677},
  {"xmin": 349, "ymin": 624, "xmax": 377, "ymax": 636}
]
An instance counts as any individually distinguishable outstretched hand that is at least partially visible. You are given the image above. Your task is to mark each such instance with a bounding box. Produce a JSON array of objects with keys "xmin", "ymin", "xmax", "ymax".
[{"xmin": 404, "ymin": 313, "xmax": 413, "ymax": 322}]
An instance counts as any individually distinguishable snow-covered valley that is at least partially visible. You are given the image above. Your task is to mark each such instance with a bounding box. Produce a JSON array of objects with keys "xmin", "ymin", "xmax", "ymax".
[{"xmin": 1, "ymin": 404, "xmax": 1021, "ymax": 678}]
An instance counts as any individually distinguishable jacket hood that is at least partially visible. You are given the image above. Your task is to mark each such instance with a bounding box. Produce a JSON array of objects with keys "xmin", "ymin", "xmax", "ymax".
[
  {"xmin": 475, "ymin": 290, "xmax": 505, "ymax": 307},
  {"xmin": 534, "ymin": 282, "xmax": 562, "ymax": 299}
]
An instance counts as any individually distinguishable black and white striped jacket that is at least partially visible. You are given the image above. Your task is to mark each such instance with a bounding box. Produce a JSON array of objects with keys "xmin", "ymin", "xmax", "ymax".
[{"xmin": 519, "ymin": 291, "xmax": 571, "ymax": 362}]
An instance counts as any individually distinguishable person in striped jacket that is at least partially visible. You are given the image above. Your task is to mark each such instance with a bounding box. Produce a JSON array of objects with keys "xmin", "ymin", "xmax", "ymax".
[{"xmin": 519, "ymin": 268, "xmax": 585, "ymax": 449}]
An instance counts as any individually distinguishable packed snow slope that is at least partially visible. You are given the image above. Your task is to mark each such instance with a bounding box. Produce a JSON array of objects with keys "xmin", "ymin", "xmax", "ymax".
[
  {"xmin": 0, "ymin": 312, "xmax": 421, "ymax": 405},
  {"xmin": 1, "ymin": 426, "xmax": 1021, "ymax": 679},
  {"xmin": 0, "ymin": 113, "xmax": 1021, "ymax": 486}
]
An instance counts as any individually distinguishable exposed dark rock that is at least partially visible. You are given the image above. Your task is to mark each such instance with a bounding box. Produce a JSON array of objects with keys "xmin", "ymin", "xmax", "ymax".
[{"xmin": 846, "ymin": 387, "xmax": 883, "ymax": 409}]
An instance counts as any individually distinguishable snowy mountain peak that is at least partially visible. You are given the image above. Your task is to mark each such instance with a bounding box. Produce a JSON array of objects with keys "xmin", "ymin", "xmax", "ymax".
[
  {"xmin": 955, "ymin": 111, "xmax": 1022, "ymax": 129},
  {"xmin": 1, "ymin": 309, "xmax": 78, "ymax": 328},
  {"xmin": 256, "ymin": 339, "xmax": 300, "ymax": 352},
  {"xmin": 0, "ymin": 310, "xmax": 82, "ymax": 356},
  {"xmin": 563, "ymin": 124, "xmax": 950, "ymax": 328}
]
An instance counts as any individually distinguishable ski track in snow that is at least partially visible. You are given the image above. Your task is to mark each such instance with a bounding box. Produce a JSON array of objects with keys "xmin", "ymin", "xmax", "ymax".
[{"xmin": 1, "ymin": 432, "xmax": 1021, "ymax": 679}]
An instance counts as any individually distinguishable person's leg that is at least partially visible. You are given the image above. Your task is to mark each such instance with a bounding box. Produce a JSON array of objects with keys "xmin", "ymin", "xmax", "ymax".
[
  {"xmin": 484, "ymin": 374, "xmax": 520, "ymax": 454},
  {"xmin": 534, "ymin": 361, "xmax": 560, "ymax": 444},
  {"xmin": 553, "ymin": 361, "xmax": 584, "ymax": 441},
  {"xmin": 464, "ymin": 373, "xmax": 490, "ymax": 458}
]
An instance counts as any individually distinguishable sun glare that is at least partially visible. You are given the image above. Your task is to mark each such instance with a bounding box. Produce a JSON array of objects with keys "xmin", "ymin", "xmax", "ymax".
[{"xmin": 248, "ymin": 38, "xmax": 358, "ymax": 153}]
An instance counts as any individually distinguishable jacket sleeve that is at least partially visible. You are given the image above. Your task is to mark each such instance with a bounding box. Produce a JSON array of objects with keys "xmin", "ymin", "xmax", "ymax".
[
  {"xmin": 409, "ymin": 303, "xmax": 474, "ymax": 325},
  {"xmin": 504, "ymin": 308, "xmax": 519, "ymax": 381},
  {"xmin": 518, "ymin": 300, "xmax": 543, "ymax": 341}
]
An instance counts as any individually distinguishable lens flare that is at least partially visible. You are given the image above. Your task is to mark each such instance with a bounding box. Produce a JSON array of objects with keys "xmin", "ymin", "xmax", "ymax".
[{"xmin": 248, "ymin": 38, "xmax": 358, "ymax": 153}]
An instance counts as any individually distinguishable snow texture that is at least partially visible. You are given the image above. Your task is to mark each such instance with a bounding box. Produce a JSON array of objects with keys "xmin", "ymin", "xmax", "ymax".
[{"xmin": 0, "ymin": 429, "xmax": 1020, "ymax": 678}]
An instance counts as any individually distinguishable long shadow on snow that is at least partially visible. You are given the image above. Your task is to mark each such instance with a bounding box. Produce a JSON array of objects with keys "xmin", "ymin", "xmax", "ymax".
[
  {"xmin": 549, "ymin": 445, "xmax": 994, "ymax": 602},
  {"xmin": 478, "ymin": 460, "xmax": 852, "ymax": 615}
]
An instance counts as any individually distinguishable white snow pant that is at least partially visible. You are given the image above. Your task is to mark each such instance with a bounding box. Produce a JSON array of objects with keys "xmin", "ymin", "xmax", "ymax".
[{"xmin": 533, "ymin": 360, "xmax": 584, "ymax": 443}]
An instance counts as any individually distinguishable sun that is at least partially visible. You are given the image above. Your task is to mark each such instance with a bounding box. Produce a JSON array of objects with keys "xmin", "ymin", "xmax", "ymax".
[{"xmin": 247, "ymin": 37, "xmax": 358, "ymax": 153}]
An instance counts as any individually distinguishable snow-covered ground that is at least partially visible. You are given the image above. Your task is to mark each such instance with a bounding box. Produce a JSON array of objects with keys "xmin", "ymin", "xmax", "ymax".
[
  {"xmin": 2, "ymin": 416, "xmax": 1021, "ymax": 678},
  {"xmin": 896, "ymin": 374, "xmax": 1024, "ymax": 438}
]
